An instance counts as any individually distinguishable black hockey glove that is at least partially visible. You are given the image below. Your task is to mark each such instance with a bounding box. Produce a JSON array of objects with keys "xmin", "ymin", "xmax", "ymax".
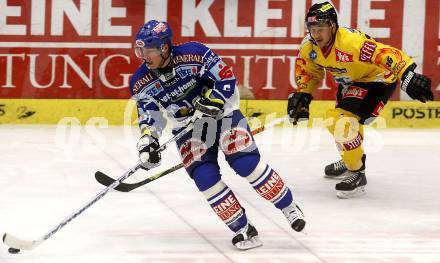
[
  {"xmin": 193, "ymin": 90, "xmax": 225, "ymax": 119},
  {"xmin": 401, "ymin": 66, "xmax": 434, "ymax": 103},
  {"xmin": 287, "ymin": 92, "xmax": 313, "ymax": 125},
  {"xmin": 137, "ymin": 134, "xmax": 161, "ymax": 170}
]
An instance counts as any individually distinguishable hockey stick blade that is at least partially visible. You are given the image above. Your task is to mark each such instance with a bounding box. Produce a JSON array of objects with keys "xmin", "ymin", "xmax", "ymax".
[
  {"xmin": 95, "ymin": 163, "xmax": 184, "ymax": 192},
  {"xmin": 95, "ymin": 171, "xmax": 126, "ymax": 191},
  {"xmin": 3, "ymin": 233, "xmax": 40, "ymax": 250}
]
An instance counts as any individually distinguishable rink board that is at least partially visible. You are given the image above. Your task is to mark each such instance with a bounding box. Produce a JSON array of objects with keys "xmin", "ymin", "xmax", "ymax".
[{"xmin": 0, "ymin": 99, "xmax": 439, "ymax": 128}]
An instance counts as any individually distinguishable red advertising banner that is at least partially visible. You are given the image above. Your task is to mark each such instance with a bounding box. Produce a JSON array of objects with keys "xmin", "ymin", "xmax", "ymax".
[{"xmin": 0, "ymin": 0, "xmax": 438, "ymax": 100}]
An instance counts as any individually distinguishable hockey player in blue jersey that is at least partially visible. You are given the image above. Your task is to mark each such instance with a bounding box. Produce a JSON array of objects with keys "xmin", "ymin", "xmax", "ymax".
[{"xmin": 131, "ymin": 20, "xmax": 306, "ymax": 250}]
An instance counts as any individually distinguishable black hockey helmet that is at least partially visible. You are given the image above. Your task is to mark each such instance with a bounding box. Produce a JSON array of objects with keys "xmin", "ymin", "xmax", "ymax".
[{"xmin": 306, "ymin": 2, "xmax": 338, "ymax": 30}]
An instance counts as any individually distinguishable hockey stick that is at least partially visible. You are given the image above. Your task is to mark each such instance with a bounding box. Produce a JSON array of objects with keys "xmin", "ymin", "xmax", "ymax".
[
  {"xmin": 95, "ymin": 163, "xmax": 184, "ymax": 192},
  {"xmin": 2, "ymin": 123, "xmax": 194, "ymax": 252},
  {"xmin": 95, "ymin": 116, "xmax": 287, "ymax": 192}
]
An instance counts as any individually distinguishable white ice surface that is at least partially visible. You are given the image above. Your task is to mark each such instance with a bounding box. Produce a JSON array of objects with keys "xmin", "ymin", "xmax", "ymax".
[{"xmin": 0, "ymin": 125, "xmax": 439, "ymax": 263}]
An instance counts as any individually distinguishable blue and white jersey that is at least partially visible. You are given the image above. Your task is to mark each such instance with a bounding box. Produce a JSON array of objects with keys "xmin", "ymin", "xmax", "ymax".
[{"xmin": 130, "ymin": 41, "xmax": 239, "ymax": 137}]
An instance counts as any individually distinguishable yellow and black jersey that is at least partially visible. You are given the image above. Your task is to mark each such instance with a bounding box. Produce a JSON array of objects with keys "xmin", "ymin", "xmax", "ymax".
[{"xmin": 295, "ymin": 27, "xmax": 414, "ymax": 94}]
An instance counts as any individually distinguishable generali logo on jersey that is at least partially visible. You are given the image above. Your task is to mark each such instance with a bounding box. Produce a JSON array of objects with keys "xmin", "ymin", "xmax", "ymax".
[{"xmin": 335, "ymin": 48, "xmax": 353, "ymax": 62}]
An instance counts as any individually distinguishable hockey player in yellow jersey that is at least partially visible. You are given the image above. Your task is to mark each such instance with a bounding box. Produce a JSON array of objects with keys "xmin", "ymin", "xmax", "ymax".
[{"xmin": 287, "ymin": 2, "xmax": 434, "ymax": 198}]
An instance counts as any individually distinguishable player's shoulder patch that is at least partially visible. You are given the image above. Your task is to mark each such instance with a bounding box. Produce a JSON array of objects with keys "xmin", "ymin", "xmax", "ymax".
[
  {"xmin": 342, "ymin": 27, "xmax": 360, "ymax": 34},
  {"xmin": 336, "ymin": 27, "xmax": 372, "ymax": 55},
  {"xmin": 208, "ymin": 59, "xmax": 235, "ymax": 81},
  {"xmin": 341, "ymin": 27, "xmax": 375, "ymax": 41}
]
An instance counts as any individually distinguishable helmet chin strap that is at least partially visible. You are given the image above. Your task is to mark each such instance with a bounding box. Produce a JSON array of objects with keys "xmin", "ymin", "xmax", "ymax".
[
  {"xmin": 158, "ymin": 48, "xmax": 171, "ymax": 68},
  {"xmin": 152, "ymin": 47, "xmax": 175, "ymax": 82},
  {"xmin": 324, "ymin": 31, "xmax": 335, "ymax": 49},
  {"xmin": 326, "ymin": 24, "xmax": 337, "ymax": 47}
]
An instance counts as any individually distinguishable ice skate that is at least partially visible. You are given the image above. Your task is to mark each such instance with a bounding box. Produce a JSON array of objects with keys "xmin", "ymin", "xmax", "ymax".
[
  {"xmin": 232, "ymin": 223, "xmax": 262, "ymax": 250},
  {"xmin": 335, "ymin": 169, "xmax": 367, "ymax": 198},
  {"xmin": 324, "ymin": 159, "xmax": 349, "ymax": 179},
  {"xmin": 282, "ymin": 203, "xmax": 306, "ymax": 232},
  {"xmin": 324, "ymin": 154, "xmax": 366, "ymax": 179}
]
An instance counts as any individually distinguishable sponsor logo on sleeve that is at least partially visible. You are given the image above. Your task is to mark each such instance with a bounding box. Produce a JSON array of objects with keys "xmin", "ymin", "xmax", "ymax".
[
  {"xmin": 359, "ymin": 41, "xmax": 377, "ymax": 62},
  {"xmin": 209, "ymin": 61, "xmax": 234, "ymax": 81}
]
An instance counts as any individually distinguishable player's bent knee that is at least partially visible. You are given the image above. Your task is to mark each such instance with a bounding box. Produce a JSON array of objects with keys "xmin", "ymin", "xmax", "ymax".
[
  {"xmin": 192, "ymin": 163, "xmax": 221, "ymax": 192},
  {"xmin": 325, "ymin": 108, "xmax": 361, "ymax": 137},
  {"xmin": 230, "ymin": 154, "xmax": 261, "ymax": 177},
  {"xmin": 242, "ymin": 160, "xmax": 268, "ymax": 183}
]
